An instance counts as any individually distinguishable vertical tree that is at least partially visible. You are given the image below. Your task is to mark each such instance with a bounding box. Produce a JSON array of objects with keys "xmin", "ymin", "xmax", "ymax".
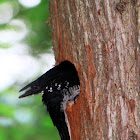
[{"xmin": 49, "ymin": 0, "xmax": 140, "ymax": 139}]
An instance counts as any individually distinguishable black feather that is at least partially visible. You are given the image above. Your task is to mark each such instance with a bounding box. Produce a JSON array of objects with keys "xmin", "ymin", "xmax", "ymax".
[{"xmin": 42, "ymin": 92, "xmax": 70, "ymax": 140}]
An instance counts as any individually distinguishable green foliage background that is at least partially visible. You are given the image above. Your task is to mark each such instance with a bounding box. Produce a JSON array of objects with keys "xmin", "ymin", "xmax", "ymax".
[{"xmin": 0, "ymin": 0, "xmax": 60, "ymax": 139}]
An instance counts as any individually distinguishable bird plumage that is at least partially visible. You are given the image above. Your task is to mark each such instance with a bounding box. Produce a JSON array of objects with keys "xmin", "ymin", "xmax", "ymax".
[{"xmin": 19, "ymin": 61, "xmax": 80, "ymax": 140}]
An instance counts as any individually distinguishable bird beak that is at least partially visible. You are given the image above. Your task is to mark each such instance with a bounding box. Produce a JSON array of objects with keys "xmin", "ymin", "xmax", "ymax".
[
  {"xmin": 19, "ymin": 89, "xmax": 40, "ymax": 99},
  {"xmin": 19, "ymin": 91, "xmax": 33, "ymax": 98}
]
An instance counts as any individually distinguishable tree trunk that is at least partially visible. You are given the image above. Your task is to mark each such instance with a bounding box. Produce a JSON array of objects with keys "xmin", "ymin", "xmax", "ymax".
[{"xmin": 49, "ymin": 0, "xmax": 140, "ymax": 139}]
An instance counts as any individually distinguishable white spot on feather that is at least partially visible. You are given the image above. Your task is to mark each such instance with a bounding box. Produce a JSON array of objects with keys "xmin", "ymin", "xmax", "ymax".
[
  {"xmin": 57, "ymin": 84, "xmax": 61, "ymax": 90},
  {"xmin": 48, "ymin": 87, "xmax": 53, "ymax": 92},
  {"xmin": 65, "ymin": 81, "xmax": 69, "ymax": 88},
  {"xmin": 41, "ymin": 90, "xmax": 44, "ymax": 95}
]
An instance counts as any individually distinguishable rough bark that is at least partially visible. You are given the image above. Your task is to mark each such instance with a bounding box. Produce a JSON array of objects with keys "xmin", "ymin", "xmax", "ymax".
[{"xmin": 49, "ymin": 0, "xmax": 140, "ymax": 139}]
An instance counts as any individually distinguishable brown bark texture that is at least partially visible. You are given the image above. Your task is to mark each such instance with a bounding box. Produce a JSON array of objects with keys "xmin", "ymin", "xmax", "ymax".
[{"xmin": 48, "ymin": 0, "xmax": 140, "ymax": 139}]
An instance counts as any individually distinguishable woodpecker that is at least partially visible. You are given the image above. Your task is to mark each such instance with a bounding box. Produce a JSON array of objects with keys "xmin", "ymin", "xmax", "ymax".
[{"xmin": 19, "ymin": 60, "xmax": 80, "ymax": 140}]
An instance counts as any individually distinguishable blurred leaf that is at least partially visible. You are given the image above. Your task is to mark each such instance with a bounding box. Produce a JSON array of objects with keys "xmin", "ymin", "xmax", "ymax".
[
  {"xmin": 0, "ymin": 0, "xmax": 5, "ymax": 3},
  {"xmin": 0, "ymin": 43, "xmax": 10, "ymax": 48},
  {"xmin": 18, "ymin": 0, "xmax": 52, "ymax": 54},
  {"xmin": 0, "ymin": 128, "xmax": 7, "ymax": 140},
  {"xmin": 42, "ymin": 115, "xmax": 54, "ymax": 128},
  {"xmin": 0, "ymin": 104, "xmax": 14, "ymax": 117}
]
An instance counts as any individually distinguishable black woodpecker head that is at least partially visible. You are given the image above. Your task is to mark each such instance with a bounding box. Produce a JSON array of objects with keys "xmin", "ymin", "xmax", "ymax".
[{"xmin": 19, "ymin": 60, "xmax": 80, "ymax": 98}]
